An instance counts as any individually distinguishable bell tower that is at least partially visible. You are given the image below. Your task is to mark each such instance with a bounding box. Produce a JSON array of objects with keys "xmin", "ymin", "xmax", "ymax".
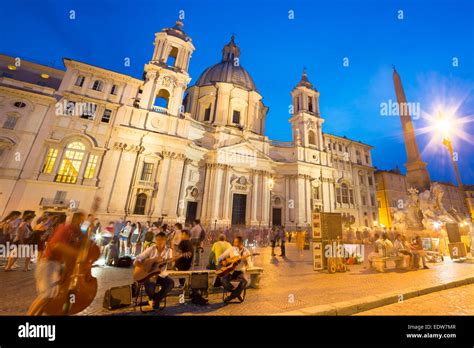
[
  {"xmin": 139, "ymin": 20, "xmax": 195, "ymax": 116},
  {"xmin": 289, "ymin": 69, "xmax": 324, "ymax": 149}
]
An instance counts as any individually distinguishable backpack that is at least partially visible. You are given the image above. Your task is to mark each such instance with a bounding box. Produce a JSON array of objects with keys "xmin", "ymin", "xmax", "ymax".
[
  {"xmin": 116, "ymin": 256, "xmax": 133, "ymax": 268},
  {"xmin": 190, "ymin": 290, "xmax": 208, "ymax": 306}
]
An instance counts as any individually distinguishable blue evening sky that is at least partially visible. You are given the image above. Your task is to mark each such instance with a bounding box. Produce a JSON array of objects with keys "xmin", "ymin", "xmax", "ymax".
[{"xmin": 1, "ymin": 0, "xmax": 473, "ymax": 184}]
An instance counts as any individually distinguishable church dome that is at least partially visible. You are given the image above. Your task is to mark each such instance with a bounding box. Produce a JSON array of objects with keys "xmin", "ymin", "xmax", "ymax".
[{"xmin": 195, "ymin": 36, "xmax": 257, "ymax": 91}]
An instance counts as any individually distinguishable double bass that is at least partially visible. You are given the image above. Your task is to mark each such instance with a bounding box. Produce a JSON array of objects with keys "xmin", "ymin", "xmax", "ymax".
[{"xmin": 43, "ymin": 198, "xmax": 101, "ymax": 315}]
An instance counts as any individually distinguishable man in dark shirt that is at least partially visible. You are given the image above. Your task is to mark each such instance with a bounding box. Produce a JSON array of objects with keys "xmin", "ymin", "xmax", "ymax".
[{"xmin": 175, "ymin": 229, "xmax": 194, "ymax": 286}]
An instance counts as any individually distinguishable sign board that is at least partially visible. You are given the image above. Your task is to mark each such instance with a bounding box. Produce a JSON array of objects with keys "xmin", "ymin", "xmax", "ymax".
[
  {"xmin": 312, "ymin": 212, "xmax": 343, "ymax": 271},
  {"xmin": 312, "ymin": 241, "xmax": 324, "ymax": 270},
  {"xmin": 446, "ymin": 223, "xmax": 461, "ymax": 243}
]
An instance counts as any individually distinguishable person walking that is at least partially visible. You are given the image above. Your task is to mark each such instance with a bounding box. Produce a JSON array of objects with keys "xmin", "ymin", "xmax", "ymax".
[
  {"xmin": 296, "ymin": 229, "xmax": 305, "ymax": 256},
  {"xmin": 190, "ymin": 219, "xmax": 204, "ymax": 267},
  {"xmin": 278, "ymin": 226, "xmax": 286, "ymax": 257},
  {"xmin": 269, "ymin": 227, "xmax": 278, "ymax": 257},
  {"xmin": 5, "ymin": 213, "xmax": 35, "ymax": 272}
]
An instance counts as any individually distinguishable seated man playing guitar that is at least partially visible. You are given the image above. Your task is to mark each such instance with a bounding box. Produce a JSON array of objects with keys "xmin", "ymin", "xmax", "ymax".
[
  {"xmin": 217, "ymin": 236, "xmax": 253, "ymax": 303},
  {"xmin": 134, "ymin": 232, "xmax": 174, "ymax": 309}
]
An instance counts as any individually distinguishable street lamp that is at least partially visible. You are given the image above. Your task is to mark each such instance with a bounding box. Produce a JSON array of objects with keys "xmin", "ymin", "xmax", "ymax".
[{"xmin": 435, "ymin": 112, "xmax": 472, "ymax": 218}]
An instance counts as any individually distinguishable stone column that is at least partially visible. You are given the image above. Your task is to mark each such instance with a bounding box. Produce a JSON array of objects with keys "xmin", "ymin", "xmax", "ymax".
[
  {"xmin": 222, "ymin": 165, "xmax": 231, "ymax": 225},
  {"xmin": 153, "ymin": 150, "xmax": 172, "ymax": 217},
  {"xmin": 250, "ymin": 170, "xmax": 260, "ymax": 225},
  {"xmin": 211, "ymin": 164, "xmax": 225, "ymax": 221}
]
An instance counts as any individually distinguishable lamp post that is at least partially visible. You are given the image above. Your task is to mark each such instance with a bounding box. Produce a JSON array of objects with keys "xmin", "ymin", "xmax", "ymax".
[{"xmin": 436, "ymin": 112, "xmax": 473, "ymax": 218}]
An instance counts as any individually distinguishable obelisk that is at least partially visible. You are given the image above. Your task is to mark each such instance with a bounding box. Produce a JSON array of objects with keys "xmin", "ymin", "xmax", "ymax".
[{"xmin": 392, "ymin": 67, "xmax": 431, "ymax": 192}]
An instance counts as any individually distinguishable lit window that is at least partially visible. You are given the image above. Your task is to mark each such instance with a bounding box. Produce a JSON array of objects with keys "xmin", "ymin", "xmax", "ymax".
[
  {"xmin": 41, "ymin": 73, "xmax": 49, "ymax": 79},
  {"xmin": 3, "ymin": 116, "xmax": 18, "ymax": 129},
  {"xmin": 13, "ymin": 101, "xmax": 26, "ymax": 108},
  {"xmin": 84, "ymin": 154, "xmax": 98, "ymax": 179},
  {"xmin": 140, "ymin": 163, "xmax": 154, "ymax": 182},
  {"xmin": 232, "ymin": 110, "xmax": 240, "ymax": 124},
  {"xmin": 92, "ymin": 80, "xmax": 103, "ymax": 91},
  {"xmin": 101, "ymin": 109, "xmax": 112, "ymax": 123},
  {"xmin": 55, "ymin": 142, "xmax": 86, "ymax": 184},
  {"xmin": 110, "ymin": 85, "xmax": 118, "ymax": 95},
  {"xmin": 75, "ymin": 75, "xmax": 85, "ymax": 87},
  {"xmin": 42, "ymin": 148, "xmax": 58, "ymax": 174}
]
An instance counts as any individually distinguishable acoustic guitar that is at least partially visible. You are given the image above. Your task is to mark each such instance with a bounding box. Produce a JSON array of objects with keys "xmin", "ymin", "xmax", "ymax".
[
  {"xmin": 133, "ymin": 252, "xmax": 192, "ymax": 282},
  {"xmin": 216, "ymin": 252, "xmax": 260, "ymax": 278}
]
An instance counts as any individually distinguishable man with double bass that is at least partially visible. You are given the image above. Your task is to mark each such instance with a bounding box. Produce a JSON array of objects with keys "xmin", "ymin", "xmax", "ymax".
[
  {"xmin": 217, "ymin": 236, "xmax": 253, "ymax": 303},
  {"xmin": 28, "ymin": 212, "xmax": 94, "ymax": 315}
]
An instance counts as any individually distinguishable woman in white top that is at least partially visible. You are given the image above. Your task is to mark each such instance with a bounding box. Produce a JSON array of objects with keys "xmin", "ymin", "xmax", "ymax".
[{"xmin": 119, "ymin": 221, "xmax": 132, "ymax": 256}]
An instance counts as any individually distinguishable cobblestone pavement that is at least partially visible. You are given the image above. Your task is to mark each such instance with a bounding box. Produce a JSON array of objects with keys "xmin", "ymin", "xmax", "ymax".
[
  {"xmin": 0, "ymin": 243, "xmax": 473, "ymax": 316},
  {"xmin": 356, "ymin": 284, "xmax": 474, "ymax": 315}
]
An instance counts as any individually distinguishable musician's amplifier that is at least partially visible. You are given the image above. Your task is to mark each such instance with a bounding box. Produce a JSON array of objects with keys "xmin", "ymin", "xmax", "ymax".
[
  {"xmin": 103, "ymin": 285, "xmax": 132, "ymax": 310},
  {"xmin": 190, "ymin": 272, "xmax": 209, "ymax": 290}
]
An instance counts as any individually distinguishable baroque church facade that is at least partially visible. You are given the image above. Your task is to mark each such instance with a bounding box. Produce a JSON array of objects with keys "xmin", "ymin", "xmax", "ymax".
[{"xmin": 0, "ymin": 20, "xmax": 378, "ymax": 230}]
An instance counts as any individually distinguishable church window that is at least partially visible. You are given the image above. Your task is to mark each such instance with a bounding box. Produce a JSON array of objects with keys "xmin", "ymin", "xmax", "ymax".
[
  {"xmin": 370, "ymin": 194, "xmax": 375, "ymax": 206},
  {"xmin": 140, "ymin": 163, "xmax": 154, "ymax": 182},
  {"xmin": 92, "ymin": 80, "xmax": 104, "ymax": 91},
  {"xmin": 338, "ymin": 144, "xmax": 342, "ymax": 151},
  {"xmin": 336, "ymin": 188, "xmax": 341, "ymax": 203},
  {"xmin": 232, "ymin": 110, "xmax": 241, "ymax": 124},
  {"xmin": 332, "ymin": 142, "xmax": 336, "ymax": 150},
  {"xmin": 349, "ymin": 189, "xmax": 354, "ymax": 204},
  {"xmin": 42, "ymin": 148, "xmax": 58, "ymax": 174},
  {"xmin": 154, "ymin": 89, "xmax": 170, "ymax": 109},
  {"xmin": 3, "ymin": 115, "xmax": 18, "ymax": 129},
  {"xmin": 55, "ymin": 142, "xmax": 86, "ymax": 184},
  {"xmin": 134, "ymin": 193, "xmax": 147, "ymax": 215},
  {"xmin": 101, "ymin": 109, "xmax": 112, "ymax": 123},
  {"xmin": 204, "ymin": 107, "xmax": 211, "ymax": 122},
  {"xmin": 356, "ymin": 150, "xmax": 362, "ymax": 164},
  {"xmin": 308, "ymin": 96, "xmax": 313, "ymax": 112},
  {"xmin": 308, "ymin": 130, "xmax": 316, "ymax": 145},
  {"xmin": 362, "ymin": 195, "xmax": 367, "ymax": 206},
  {"xmin": 13, "ymin": 101, "xmax": 26, "ymax": 108},
  {"xmin": 359, "ymin": 174, "xmax": 364, "ymax": 185},
  {"xmin": 75, "ymin": 75, "xmax": 85, "ymax": 87},
  {"xmin": 166, "ymin": 47, "xmax": 178, "ymax": 67},
  {"xmin": 368, "ymin": 176, "xmax": 373, "ymax": 186},
  {"xmin": 365, "ymin": 154, "xmax": 370, "ymax": 164},
  {"xmin": 341, "ymin": 184, "xmax": 349, "ymax": 204},
  {"xmin": 84, "ymin": 154, "xmax": 98, "ymax": 179},
  {"xmin": 110, "ymin": 84, "xmax": 118, "ymax": 95}
]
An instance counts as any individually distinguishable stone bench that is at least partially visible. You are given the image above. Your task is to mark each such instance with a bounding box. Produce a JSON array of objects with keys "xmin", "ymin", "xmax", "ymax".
[{"xmin": 370, "ymin": 255, "xmax": 407, "ymax": 272}]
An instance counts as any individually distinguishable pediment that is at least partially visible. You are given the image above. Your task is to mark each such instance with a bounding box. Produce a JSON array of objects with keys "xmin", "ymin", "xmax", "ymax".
[{"xmin": 216, "ymin": 140, "xmax": 272, "ymax": 163}]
